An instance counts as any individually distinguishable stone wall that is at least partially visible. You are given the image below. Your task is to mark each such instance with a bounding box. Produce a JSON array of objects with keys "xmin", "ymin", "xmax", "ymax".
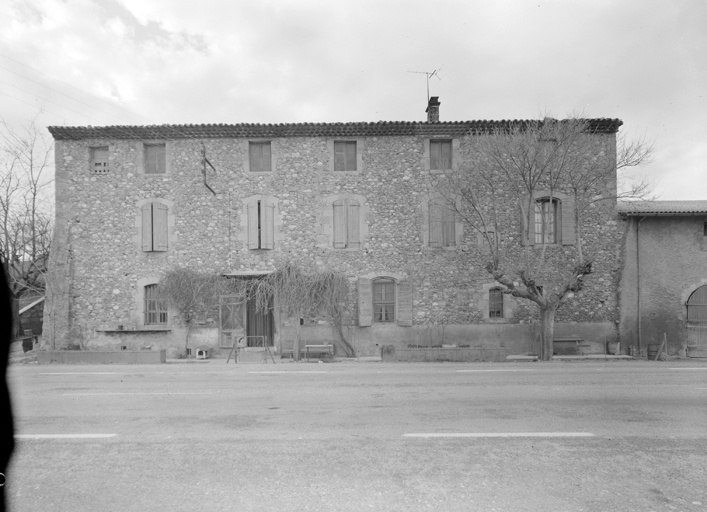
[
  {"xmin": 619, "ymin": 215, "xmax": 707, "ymax": 356},
  {"xmin": 44, "ymin": 128, "xmax": 622, "ymax": 358}
]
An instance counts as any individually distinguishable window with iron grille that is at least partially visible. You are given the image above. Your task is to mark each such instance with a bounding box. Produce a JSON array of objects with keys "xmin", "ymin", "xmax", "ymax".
[
  {"xmin": 430, "ymin": 140, "xmax": 452, "ymax": 170},
  {"xmin": 91, "ymin": 147, "xmax": 109, "ymax": 174},
  {"xmin": 534, "ymin": 198, "xmax": 559, "ymax": 244},
  {"xmin": 144, "ymin": 144, "xmax": 166, "ymax": 174},
  {"xmin": 373, "ymin": 279, "xmax": 395, "ymax": 322},
  {"xmin": 489, "ymin": 288, "xmax": 504, "ymax": 318},
  {"xmin": 144, "ymin": 284, "xmax": 167, "ymax": 325},
  {"xmin": 249, "ymin": 142, "xmax": 272, "ymax": 173},
  {"xmin": 333, "ymin": 141, "xmax": 357, "ymax": 172}
]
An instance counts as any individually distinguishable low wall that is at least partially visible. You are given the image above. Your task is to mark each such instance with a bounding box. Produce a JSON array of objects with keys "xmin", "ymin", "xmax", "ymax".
[
  {"xmin": 37, "ymin": 350, "xmax": 166, "ymax": 364},
  {"xmin": 381, "ymin": 347, "xmax": 510, "ymax": 363}
]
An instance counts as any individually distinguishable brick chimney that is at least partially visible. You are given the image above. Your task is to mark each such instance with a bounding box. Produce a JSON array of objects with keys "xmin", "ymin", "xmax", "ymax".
[{"xmin": 426, "ymin": 96, "xmax": 440, "ymax": 123}]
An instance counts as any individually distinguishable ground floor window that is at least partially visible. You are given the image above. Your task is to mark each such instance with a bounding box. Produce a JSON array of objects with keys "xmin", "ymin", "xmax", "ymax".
[
  {"xmin": 373, "ymin": 279, "xmax": 395, "ymax": 322},
  {"xmin": 144, "ymin": 284, "xmax": 167, "ymax": 325}
]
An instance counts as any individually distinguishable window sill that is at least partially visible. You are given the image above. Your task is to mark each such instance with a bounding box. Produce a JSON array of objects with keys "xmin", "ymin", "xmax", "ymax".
[
  {"xmin": 485, "ymin": 318, "xmax": 510, "ymax": 324},
  {"xmin": 97, "ymin": 327, "xmax": 171, "ymax": 333}
]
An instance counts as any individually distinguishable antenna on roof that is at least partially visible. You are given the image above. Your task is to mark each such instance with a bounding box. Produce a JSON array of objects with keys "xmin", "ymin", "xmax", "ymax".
[{"xmin": 407, "ymin": 68, "xmax": 442, "ymax": 102}]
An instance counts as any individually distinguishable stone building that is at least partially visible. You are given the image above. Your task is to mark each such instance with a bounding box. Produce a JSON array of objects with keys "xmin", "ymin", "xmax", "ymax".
[
  {"xmin": 42, "ymin": 100, "xmax": 625, "ymax": 359},
  {"xmin": 618, "ymin": 201, "xmax": 707, "ymax": 358}
]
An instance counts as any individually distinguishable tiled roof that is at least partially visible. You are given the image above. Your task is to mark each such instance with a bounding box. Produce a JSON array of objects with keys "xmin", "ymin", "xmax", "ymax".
[
  {"xmin": 618, "ymin": 200, "xmax": 707, "ymax": 215},
  {"xmin": 47, "ymin": 118, "xmax": 623, "ymax": 140}
]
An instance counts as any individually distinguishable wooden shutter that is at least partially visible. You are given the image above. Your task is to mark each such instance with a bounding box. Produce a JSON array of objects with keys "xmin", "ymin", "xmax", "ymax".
[
  {"xmin": 334, "ymin": 142, "xmax": 345, "ymax": 172},
  {"xmin": 247, "ymin": 202, "xmax": 258, "ymax": 249},
  {"xmin": 345, "ymin": 142, "xmax": 357, "ymax": 171},
  {"xmin": 333, "ymin": 199, "xmax": 347, "ymax": 248},
  {"xmin": 397, "ymin": 279, "xmax": 413, "ymax": 326},
  {"xmin": 443, "ymin": 203, "xmax": 455, "ymax": 246},
  {"xmin": 358, "ymin": 277, "xmax": 373, "ymax": 327},
  {"xmin": 262, "ymin": 142, "xmax": 272, "ymax": 172},
  {"xmin": 261, "ymin": 200, "xmax": 275, "ymax": 249},
  {"xmin": 561, "ymin": 195, "xmax": 575, "ymax": 245},
  {"xmin": 155, "ymin": 144, "xmax": 166, "ymax": 173},
  {"xmin": 347, "ymin": 200, "xmax": 360, "ymax": 248},
  {"xmin": 141, "ymin": 203, "xmax": 153, "ymax": 251},
  {"xmin": 430, "ymin": 141, "xmax": 440, "ymax": 169},
  {"xmin": 429, "ymin": 200, "xmax": 443, "ymax": 247},
  {"xmin": 153, "ymin": 202, "xmax": 169, "ymax": 251},
  {"xmin": 441, "ymin": 141, "xmax": 452, "ymax": 169}
]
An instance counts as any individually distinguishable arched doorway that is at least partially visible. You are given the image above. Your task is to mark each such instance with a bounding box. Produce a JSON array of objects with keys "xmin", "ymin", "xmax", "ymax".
[{"xmin": 686, "ymin": 285, "xmax": 707, "ymax": 358}]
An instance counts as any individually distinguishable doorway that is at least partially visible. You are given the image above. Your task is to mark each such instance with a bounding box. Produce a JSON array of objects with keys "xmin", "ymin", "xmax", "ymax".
[
  {"xmin": 246, "ymin": 294, "xmax": 274, "ymax": 347},
  {"xmin": 686, "ymin": 285, "xmax": 707, "ymax": 358}
]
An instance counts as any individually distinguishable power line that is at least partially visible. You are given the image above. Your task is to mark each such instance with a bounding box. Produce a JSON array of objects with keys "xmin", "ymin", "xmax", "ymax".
[
  {"xmin": 0, "ymin": 51, "xmax": 154, "ymax": 123},
  {"xmin": 0, "ymin": 64, "xmax": 138, "ymax": 124},
  {"xmin": 0, "ymin": 89, "xmax": 84, "ymax": 125}
]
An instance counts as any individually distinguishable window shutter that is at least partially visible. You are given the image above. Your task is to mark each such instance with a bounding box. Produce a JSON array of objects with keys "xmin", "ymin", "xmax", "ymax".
[
  {"xmin": 441, "ymin": 141, "xmax": 452, "ymax": 169},
  {"xmin": 153, "ymin": 202, "xmax": 169, "ymax": 251},
  {"xmin": 443, "ymin": 204, "xmax": 456, "ymax": 246},
  {"xmin": 141, "ymin": 203, "xmax": 153, "ymax": 251},
  {"xmin": 397, "ymin": 279, "xmax": 413, "ymax": 326},
  {"xmin": 430, "ymin": 141, "xmax": 440, "ymax": 169},
  {"xmin": 155, "ymin": 145, "xmax": 166, "ymax": 174},
  {"xmin": 334, "ymin": 142, "xmax": 345, "ymax": 172},
  {"xmin": 262, "ymin": 142, "xmax": 272, "ymax": 173},
  {"xmin": 247, "ymin": 202, "xmax": 258, "ymax": 249},
  {"xmin": 358, "ymin": 277, "xmax": 373, "ymax": 327},
  {"xmin": 345, "ymin": 142, "xmax": 357, "ymax": 171},
  {"xmin": 145, "ymin": 146, "xmax": 157, "ymax": 174},
  {"xmin": 429, "ymin": 200, "xmax": 443, "ymax": 247},
  {"xmin": 561, "ymin": 195, "xmax": 575, "ymax": 246},
  {"xmin": 520, "ymin": 198, "xmax": 530, "ymax": 246},
  {"xmin": 347, "ymin": 200, "xmax": 360, "ymax": 248},
  {"xmin": 333, "ymin": 199, "xmax": 347, "ymax": 248},
  {"xmin": 261, "ymin": 200, "xmax": 275, "ymax": 249}
]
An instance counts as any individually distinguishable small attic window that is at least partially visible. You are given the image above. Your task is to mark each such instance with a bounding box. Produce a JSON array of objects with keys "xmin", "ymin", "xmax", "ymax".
[{"xmin": 91, "ymin": 147, "xmax": 109, "ymax": 174}]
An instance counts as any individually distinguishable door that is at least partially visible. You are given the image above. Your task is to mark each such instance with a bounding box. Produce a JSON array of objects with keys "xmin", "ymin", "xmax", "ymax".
[
  {"xmin": 219, "ymin": 296, "xmax": 243, "ymax": 348},
  {"xmin": 686, "ymin": 285, "xmax": 707, "ymax": 358},
  {"xmin": 246, "ymin": 294, "xmax": 274, "ymax": 347}
]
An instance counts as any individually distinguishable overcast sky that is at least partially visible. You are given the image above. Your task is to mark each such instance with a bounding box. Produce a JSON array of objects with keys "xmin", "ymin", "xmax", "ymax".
[{"xmin": 1, "ymin": 0, "xmax": 705, "ymax": 199}]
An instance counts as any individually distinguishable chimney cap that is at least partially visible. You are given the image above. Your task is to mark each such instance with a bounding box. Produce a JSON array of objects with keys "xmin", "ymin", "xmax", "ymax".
[{"xmin": 426, "ymin": 96, "xmax": 441, "ymax": 111}]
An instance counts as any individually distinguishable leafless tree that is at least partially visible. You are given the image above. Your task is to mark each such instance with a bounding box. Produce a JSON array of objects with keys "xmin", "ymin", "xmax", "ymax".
[
  {"xmin": 435, "ymin": 117, "xmax": 653, "ymax": 360},
  {"xmin": 0, "ymin": 117, "xmax": 54, "ymax": 338}
]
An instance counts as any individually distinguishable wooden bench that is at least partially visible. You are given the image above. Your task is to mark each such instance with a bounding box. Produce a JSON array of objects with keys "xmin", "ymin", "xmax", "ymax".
[
  {"xmin": 303, "ymin": 344, "xmax": 334, "ymax": 358},
  {"xmin": 553, "ymin": 335, "xmax": 584, "ymax": 355}
]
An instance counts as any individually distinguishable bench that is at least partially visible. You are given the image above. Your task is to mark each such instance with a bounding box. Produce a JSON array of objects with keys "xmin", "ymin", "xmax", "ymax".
[
  {"xmin": 553, "ymin": 335, "xmax": 584, "ymax": 355},
  {"xmin": 302, "ymin": 344, "xmax": 334, "ymax": 359}
]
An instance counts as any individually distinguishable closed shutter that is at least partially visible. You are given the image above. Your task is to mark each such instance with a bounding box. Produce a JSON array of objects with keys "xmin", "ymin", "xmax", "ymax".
[
  {"xmin": 155, "ymin": 144, "xmax": 166, "ymax": 174},
  {"xmin": 333, "ymin": 200, "xmax": 346, "ymax": 248},
  {"xmin": 261, "ymin": 142, "xmax": 272, "ymax": 173},
  {"xmin": 153, "ymin": 202, "xmax": 169, "ymax": 251},
  {"xmin": 430, "ymin": 141, "xmax": 441, "ymax": 169},
  {"xmin": 345, "ymin": 142, "xmax": 357, "ymax": 171},
  {"xmin": 334, "ymin": 142, "xmax": 345, "ymax": 172},
  {"xmin": 247, "ymin": 202, "xmax": 258, "ymax": 249},
  {"xmin": 145, "ymin": 146, "xmax": 157, "ymax": 174},
  {"xmin": 358, "ymin": 277, "xmax": 373, "ymax": 327},
  {"xmin": 441, "ymin": 141, "xmax": 452, "ymax": 169},
  {"xmin": 249, "ymin": 143, "xmax": 260, "ymax": 173},
  {"xmin": 347, "ymin": 200, "xmax": 360, "ymax": 248},
  {"xmin": 141, "ymin": 203, "xmax": 153, "ymax": 251},
  {"xmin": 261, "ymin": 200, "xmax": 275, "ymax": 249},
  {"xmin": 429, "ymin": 200, "xmax": 443, "ymax": 247},
  {"xmin": 443, "ymin": 203, "xmax": 456, "ymax": 246},
  {"xmin": 397, "ymin": 279, "xmax": 413, "ymax": 326},
  {"xmin": 561, "ymin": 195, "xmax": 575, "ymax": 246}
]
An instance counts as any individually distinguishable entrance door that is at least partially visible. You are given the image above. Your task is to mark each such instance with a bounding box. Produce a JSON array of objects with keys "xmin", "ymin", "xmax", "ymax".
[
  {"xmin": 246, "ymin": 294, "xmax": 274, "ymax": 347},
  {"xmin": 687, "ymin": 285, "xmax": 707, "ymax": 358},
  {"xmin": 219, "ymin": 296, "xmax": 243, "ymax": 348}
]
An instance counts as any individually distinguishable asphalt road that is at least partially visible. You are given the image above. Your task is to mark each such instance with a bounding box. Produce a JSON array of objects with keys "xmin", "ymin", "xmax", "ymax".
[{"xmin": 5, "ymin": 360, "xmax": 707, "ymax": 512}]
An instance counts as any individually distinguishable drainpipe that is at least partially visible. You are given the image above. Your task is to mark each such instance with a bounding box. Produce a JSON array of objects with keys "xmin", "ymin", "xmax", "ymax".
[{"xmin": 636, "ymin": 216, "xmax": 646, "ymax": 357}]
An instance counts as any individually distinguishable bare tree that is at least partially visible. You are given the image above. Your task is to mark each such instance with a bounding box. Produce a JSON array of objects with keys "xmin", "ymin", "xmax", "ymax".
[
  {"xmin": 435, "ymin": 117, "xmax": 653, "ymax": 360},
  {"xmin": 0, "ymin": 117, "xmax": 54, "ymax": 338}
]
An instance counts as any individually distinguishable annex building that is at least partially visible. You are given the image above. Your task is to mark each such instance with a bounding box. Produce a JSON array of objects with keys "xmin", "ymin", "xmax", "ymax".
[{"xmin": 43, "ymin": 99, "xmax": 626, "ymax": 359}]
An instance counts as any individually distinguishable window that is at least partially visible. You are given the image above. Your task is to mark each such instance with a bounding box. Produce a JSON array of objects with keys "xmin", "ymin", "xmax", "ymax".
[
  {"xmin": 144, "ymin": 284, "xmax": 167, "ymax": 325},
  {"xmin": 373, "ymin": 279, "xmax": 396, "ymax": 322},
  {"xmin": 141, "ymin": 202, "xmax": 169, "ymax": 252},
  {"xmin": 535, "ymin": 198, "xmax": 559, "ymax": 244},
  {"xmin": 430, "ymin": 140, "xmax": 452, "ymax": 170},
  {"xmin": 249, "ymin": 142, "xmax": 272, "ymax": 173},
  {"xmin": 429, "ymin": 199, "xmax": 456, "ymax": 247},
  {"xmin": 333, "ymin": 199, "xmax": 360, "ymax": 248},
  {"xmin": 489, "ymin": 288, "xmax": 504, "ymax": 318},
  {"xmin": 334, "ymin": 141, "xmax": 357, "ymax": 172},
  {"xmin": 144, "ymin": 144, "xmax": 166, "ymax": 174},
  {"xmin": 247, "ymin": 199, "xmax": 275, "ymax": 249},
  {"xmin": 91, "ymin": 147, "xmax": 109, "ymax": 174}
]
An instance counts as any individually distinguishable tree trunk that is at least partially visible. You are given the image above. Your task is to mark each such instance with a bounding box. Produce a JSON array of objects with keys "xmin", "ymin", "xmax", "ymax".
[
  {"xmin": 184, "ymin": 323, "xmax": 192, "ymax": 358},
  {"xmin": 294, "ymin": 315, "xmax": 301, "ymax": 361},
  {"xmin": 10, "ymin": 291, "xmax": 21, "ymax": 340},
  {"xmin": 539, "ymin": 306, "xmax": 556, "ymax": 361}
]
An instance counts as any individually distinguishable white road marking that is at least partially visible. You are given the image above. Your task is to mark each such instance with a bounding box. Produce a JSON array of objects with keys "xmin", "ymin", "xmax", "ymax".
[
  {"xmin": 248, "ymin": 371, "xmax": 330, "ymax": 374},
  {"xmin": 39, "ymin": 372, "xmax": 119, "ymax": 375},
  {"xmin": 404, "ymin": 432, "xmax": 595, "ymax": 438},
  {"xmin": 455, "ymin": 369, "xmax": 536, "ymax": 373},
  {"xmin": 15, "ymin": 434, "xmax": 117, "ymax": 439},
  {"xmin": 62, "ymin": 392, "xmax": 215, "ymax": 396}
]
